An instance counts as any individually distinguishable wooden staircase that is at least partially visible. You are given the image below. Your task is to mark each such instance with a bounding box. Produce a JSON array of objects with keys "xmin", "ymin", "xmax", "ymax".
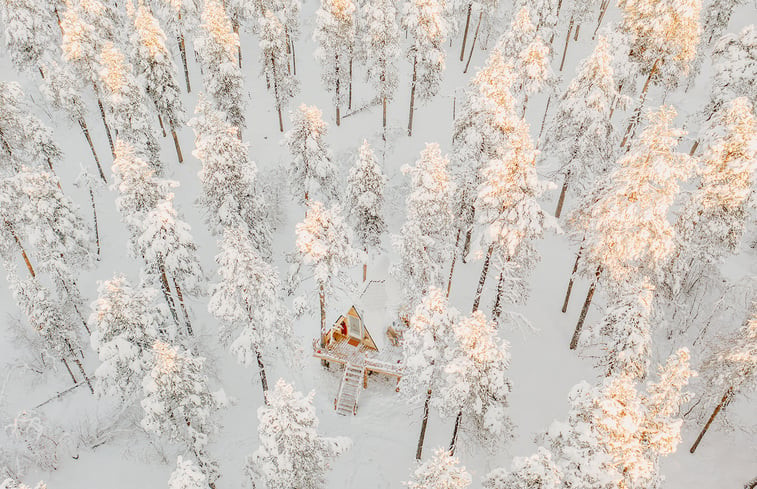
[{"xmin": 334, "ymin": 362, "xmax": 365, "ymax": 416}]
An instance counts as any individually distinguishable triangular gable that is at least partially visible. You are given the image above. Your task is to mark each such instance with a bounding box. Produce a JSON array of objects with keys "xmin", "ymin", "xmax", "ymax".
[{"xmin": 347, "ymin": 305, "xmax": 378, "ymax": 351}]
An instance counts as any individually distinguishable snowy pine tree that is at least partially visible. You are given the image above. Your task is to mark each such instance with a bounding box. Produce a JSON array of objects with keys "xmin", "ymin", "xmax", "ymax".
[
  {"xmin": 404, "ymin": 448, "xmax": 471, "ymax": 489},
  {"xmin": 474, "ymin": 120, "xmax": 557, "ymax": 313},
  {"xmin": 314, "ymin": 0, "xmax": 356, "ymax": 125},
  {"xmin": 393, "ymin": 143, "xmax": 455, "ymax": 309},
  {"xmin": 662, "ymin": 98, "xmax": 756, "ymax": 306},
  {"xmin": 129, "ymin": 1, "xmax": 186, "ymax": 163},
  {"xmin": 209, "ymin": 226, "xmax": 293, "ymax": 398},
  {"xmin": 362, "ymin": 0, "xmax": 400, "ymax": 130},
  {"xmin": 141, "ymin": 340, "xmax": 226, "ymax": 486},
  {"xmin": 701, "ymin": 0, "xmax": 746, "ymax": 46},
  {"xmin": 568, "ymin": 106, "xmax": 694, "ymax": 349},
  {"xmin": 0, "ymin": 82, "xmax": 62, "ymax": 174},
  {"xmin": 404, "ymin": 0, "xmax": 449, "ymax": 135},
  {"xmin": 400, "ymin": 288, "xmax": 460, "ymax": 459},
  {"xmin": 0, "ymin": 0, "xmax": 60, "ymax": 74},
  {"xmin": 245, "ymin": 379, "xmax": 350, "ymax": 489},
  {"xmin": 168, "ymin": 456, "xmax": 207, "ymax": 489},
  {"xmin": 137, "ymin": 198, "xmax": 204, "ymax": 336},
  {"xmin": 286, "ymin": 105, "xmax": 339, "ymax": 205},
  {"xmin": 692, "ymin": 305, "xmax": 757, "ymax": 453},
  {"xmin": 195, "ymin": 0, "xmax": 245, "ymax": 133},
  {"xmin": 706, "ymin": 25, "xmax": 756, "ymax": 121},
  {"xmin": 259, "ymin": 10, "xmax": 299, "ymax": 132},
  {"xmin": 548, "ymin": 36, "xmax": 619, "ymax": 218},
  {"xmin": 483, "ymin": 447, "xmax": 562, "ymax": 489},
  {"xmin": 346, "ymin": 140, "xmax": 386, "ymax": 280},
  {"xmin": 90, "ymin": 275, "xmax": 170, "ymax": 402},
  {"xmin": 98, "ymin": 42, "xmax": 162, "ymax": 171},
  {"xmin": 441, "ymin": 310, "xmax": 512, "ymax": 453},
  {"xmin": 190, "ymin": 97, "xmax": 272, "ymax": 256},
  {"xmin": 295, "ymin": 201, "xmax": 359, "ymax": 345}
]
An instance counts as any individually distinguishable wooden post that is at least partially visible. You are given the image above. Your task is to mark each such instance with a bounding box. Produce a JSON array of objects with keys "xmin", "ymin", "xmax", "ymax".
[
  {"xmin": 363, "ymin": 247, "xmax": 368, "ymax": 282},
  {"xmin": 569, "ymin": 266, "xmax": 601, "ymax": 350},
  {"xmin": 690, "ymin": 389, "xmax": 733, "ymax": 453},
  {"xmin": 408, "ymin": 56, "xmax": 417, "ymax": 136},
  {"xmin": 472, "ymin": 244, "xmax": 494, "ymax": 312},
  {"xmin": 562, "ymin": 246, "xmax": 583, "ymax": 313},
  {"xmin": 459, "ymin": 3, "xmax": 472, "ymax": 62},
  {"xmin": 416, "ymin": 389, "xmax": 432, "ymax": 460}
]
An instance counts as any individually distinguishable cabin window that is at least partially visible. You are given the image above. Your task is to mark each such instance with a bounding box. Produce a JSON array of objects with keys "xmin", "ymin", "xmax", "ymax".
[{"xmin": 347, "ymin": 315, "xmax": 362, "ymax": 340}]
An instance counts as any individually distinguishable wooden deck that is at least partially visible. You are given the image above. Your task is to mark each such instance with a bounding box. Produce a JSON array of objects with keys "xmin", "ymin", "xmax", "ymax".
[{"xmin": 312, "ymin": 337, "xmax": 403, "ymax": 378}]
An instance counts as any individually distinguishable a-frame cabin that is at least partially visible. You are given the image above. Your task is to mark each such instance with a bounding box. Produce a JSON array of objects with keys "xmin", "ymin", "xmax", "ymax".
[{"xmin": 313, "ymin": 304, "xmax": 403, "ymax": 416}]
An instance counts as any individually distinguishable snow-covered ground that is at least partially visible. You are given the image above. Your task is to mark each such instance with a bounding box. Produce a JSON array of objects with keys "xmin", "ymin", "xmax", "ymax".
[{"xmin": 1, "ymin": 0, "xmax": 756, "ymax": 488}]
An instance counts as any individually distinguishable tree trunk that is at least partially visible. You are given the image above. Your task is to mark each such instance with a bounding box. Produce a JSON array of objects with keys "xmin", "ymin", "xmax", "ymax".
[
  {"xmin": 170, "ymin": 126, "xmax": 184, "ymax": 163},
  {"xmin": 559, "ymin": 18, "xmax": 574, "ymax": 72},
  {"xmin": 690, "ymin": 388, "xmax": 733, "ymax": 453},
  {"xmin": 463, "ymin": 10, "xmax": 483, "ymax": 74},
  {"xmin": 79, "ymin": 119, "xmax": 106, "ymax": 183},
  {"xmin": 574, "ymin": 23, "xmax": 580, "ymax": 41},
  {"xmin": 348, "ymin": 57, "xmax": 353, "ymax": 110},
  {"xmin": 491, "ymin": 271, "xmax": 505, "ymax": 322},
  {"xmin": 6, "ymin": 220, "xmax": 35, "ymax": 277},
  {"xmin": 61, "ymin": 358, "xmax": 78, "ymax": 385},
  {"xmin": 271, "ymin": 54, "xmax": 285, "ymax": 133},
  {"xmin": 363, "ymin": 247, "xmax": 368, "ymax": 282},
  {"xmin": 447, "ymin": 229, "xmax": 461, "ymax": 298},
  {"xmin": 555, "ymin": 172, "xmax": 570, "ymax": 218},
  {"xmin": 689, "ymin": 140, "xmax": 699, "ymax": 156},
  {"xmin": 87, "ymin": 186, "xmax": 100, "ymax": 260},
  {"xmin": 449, "ymin": 410, "xmax": 463, "ymax": 455},
  {"xmin": 745, "ymin": 477, "xmax": 757, "ymax": 489},
  {"xmin": 173, "ymin": 277, "xmax": 193, "ymax": 336},
  {"xmin": 291, "ymin": 38, "xmax": 297, "ymax": 75},
  {"xmin": 462, "ymin": 226, "xmax": 473, "ymax": 263},
  {"xmin": 319, "ymin": 283, "xmax": 327, "ymax": 347},
  {"xmin": 569, "ymin": 266, "xmax": 601, "ymax": 350},
  {"xmin": 472, "ymin": 244, "xmax": 494, "ymax": 312},
  {"xmin": 408, "ymin": 56, "xmax": 417, "ymax": 136},
  {"xmin": 234, "ymin": 23, "xmax": 242, "ymax": 68},
  {"xmin": 65, "ymin": 341, "xmax": 93, "ymax": 394},
  {"xmin": 416, "ymin": 389, "xmax": 432, "ymax": 459},
  {"xmin": 178, "ymin": 33, "xmax": 191, "ymax": 92},
  {"xmin": 96, "ymin": 96, "xmax": 115, "ymax": 158},
  {"xmin": 155, "ymin": 106, "xmax": 167, "ymax": 137},
  {"xmin": 562, "ymin": 245, "xmax": 583, "ymax": 313},
  {"xmin": 158, "ymin": 262, "xmax": 180, "ymax": 326},
  {"xmin": 621, "ymin": 59, "xmax": 659, "ymax": 148},
  {"xmin": 382, "ymin": 96, "xmax": 387, "ymax": 134},
  {"xmin": 335, "ymin": 53, "xmax": 341, "ymax": 126},
  {"xmin": 459, "ymin": 3, "xmax": 472, "ymax": 61},
  {"xmin": 256, "ymin": 348, "xmax": 269, "ymax": 403},
  {"xmin": 538, "ymin": 94, "xmax": 553, "ymax": 142},
  {"xmin": 592, "ymin": 0, "xmax": 610, "ymax": 40}
]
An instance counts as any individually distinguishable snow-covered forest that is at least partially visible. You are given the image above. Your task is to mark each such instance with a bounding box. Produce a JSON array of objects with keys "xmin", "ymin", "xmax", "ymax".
[{"xmin": 0, "ymin": 0, "xmax": 755, "ymax": 487}]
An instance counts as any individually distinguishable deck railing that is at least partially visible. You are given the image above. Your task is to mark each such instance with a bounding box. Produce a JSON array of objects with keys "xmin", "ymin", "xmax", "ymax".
[{"xmin": 312, "ymin": 338, "xmax": 403, "ymax": 377}]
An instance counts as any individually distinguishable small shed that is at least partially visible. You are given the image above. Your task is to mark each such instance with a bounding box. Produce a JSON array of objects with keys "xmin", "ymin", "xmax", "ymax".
[{"xmin": 322, "ymin": 306, "xmax": 378, "ymax": 351}]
